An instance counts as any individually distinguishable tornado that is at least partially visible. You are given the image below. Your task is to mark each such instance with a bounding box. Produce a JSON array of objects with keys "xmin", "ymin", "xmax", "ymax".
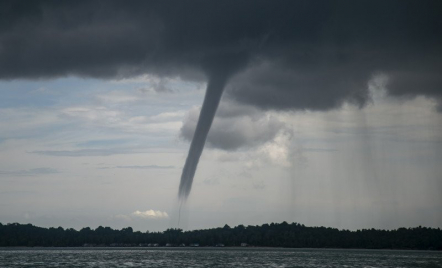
[{"xmin": 178, "ymin": 75, "xmax": 228, "ymax": 200}]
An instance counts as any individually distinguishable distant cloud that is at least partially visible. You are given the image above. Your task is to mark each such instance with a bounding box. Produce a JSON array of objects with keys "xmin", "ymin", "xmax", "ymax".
[
  {"xmin": 149, "ymin": 111, "xmax": 186, "ymax": 121},
  {"xmin": 98, "ymin": 165, "xmax": 175, "ymax": 170},
  {"xmin": 60, "ymin": 105, "xmax": 183, "ymax": 134},
  {"xmin": 252, "ymin": 180, "xmax": 266, "ymax": 190},
  {"xmin": 76, "ymin": 139, "xmax": 130, "ymax": 148},
  {"xmin": 132, "ymin": 210, "xmax": 169, "ymax": 219},
  {"xmin": 31, "ymin": 149, "xmax": 143, "ymax": 157},
  {"xmin": 115, "ymin": 214, "xmax": 132, "ymax": 221},
  {"xmin": 96, "ymin": 91, "xmax": 140, "ymax": 103},
  {"xmin": 203, "ymin": 177, "xmax": 220, "ymax": 186},
  {"xmin": 0, "ymin": 168, "xmax": 58, "ymax": 176},
  {"xmin": 117, "ymin": 165, "xmax": 175, "ymax": 169},
  {"xmin": 303, "ymin": 148, "xmax": 338, "ymax": 153}
]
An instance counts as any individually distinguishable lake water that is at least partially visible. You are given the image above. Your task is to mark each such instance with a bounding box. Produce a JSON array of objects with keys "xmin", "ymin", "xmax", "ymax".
[{"xmin": 0, "ymin": 248, "xmax": 441, "ymax": 267}]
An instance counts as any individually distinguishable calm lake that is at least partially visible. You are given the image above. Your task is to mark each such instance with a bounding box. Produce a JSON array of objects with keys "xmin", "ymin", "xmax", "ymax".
[{"xmin": 0, "ymin": 247, "xmax": 441, "ymax": 267}]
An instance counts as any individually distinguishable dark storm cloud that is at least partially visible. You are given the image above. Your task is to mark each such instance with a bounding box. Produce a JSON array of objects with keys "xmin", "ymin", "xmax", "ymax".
[
  {"xmin": 3, "ymin": 0, "xmax": 442, "ymax": 199},
  {"xmin": 0, "ymin": 0, "xmax": 249, "ymax": 80},
  {"xmin": 1, "ymin": 0, "xmax": 441, "ymax": 108}
]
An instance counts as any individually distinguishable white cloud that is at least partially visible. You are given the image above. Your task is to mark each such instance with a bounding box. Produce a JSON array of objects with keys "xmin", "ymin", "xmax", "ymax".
[
  {"xmin": 258, "ymin": 130, "xmax": 292, "ymax": 167},
  {"xmin": 150, "ymin": 111, "xmax": 186, "ymax": 121},
  {"xmin": 110, "ymin": 74, "xmax": 177, "ymax": 93},
  {"xmin": 132, "ymin": 209, "xmax": 169, "ymax": 219},
  {"xmin": 180, "ymin": 104, "xmax": 287, "ymax": 150},
  {"xmin": 110, "ymin": 74, "xmax": 160, "ymax": 84},
  {"xmin": 113, "ymin": 210, "xmax": 170, "ymax": 222}
]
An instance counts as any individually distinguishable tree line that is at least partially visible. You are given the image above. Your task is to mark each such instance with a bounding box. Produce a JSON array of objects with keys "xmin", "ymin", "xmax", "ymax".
[{"xmin": 0, "ymin": 222, "xmax": 441, "ymax": 250}]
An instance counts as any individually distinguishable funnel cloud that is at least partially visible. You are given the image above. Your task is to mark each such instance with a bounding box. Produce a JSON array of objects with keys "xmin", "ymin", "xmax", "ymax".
[{"xmin": 178, "ymin": 75, "xmax": 227, "ymax": 200}]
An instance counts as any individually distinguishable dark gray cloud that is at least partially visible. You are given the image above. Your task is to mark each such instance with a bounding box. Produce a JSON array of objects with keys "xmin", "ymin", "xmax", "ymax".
[
  {"xmin": 150, "ymin": 80, "xmax": 173, "ymax": 93},
  {"xmin": 1, "ymin": 0, "xmax": 441, "ymax": 109},
  {"xmin": 224, "ymin": 60, "xmax": 370, "ymax": 111}
]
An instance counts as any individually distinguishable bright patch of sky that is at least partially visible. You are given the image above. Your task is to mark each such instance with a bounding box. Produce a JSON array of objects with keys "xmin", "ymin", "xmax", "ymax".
[{"xmin": 0, "ymin": 75, "xmax": 441, "ymax": 231}]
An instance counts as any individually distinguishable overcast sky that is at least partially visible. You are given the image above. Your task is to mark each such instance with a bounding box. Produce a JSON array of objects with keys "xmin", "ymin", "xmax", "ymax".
[{"xmin": 0, "ymin": 0, "xmax": 441, "ymax": 231}]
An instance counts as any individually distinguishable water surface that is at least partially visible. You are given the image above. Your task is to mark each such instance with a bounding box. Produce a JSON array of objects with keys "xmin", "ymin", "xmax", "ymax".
[{"xmin": 0, "ymin": 247, "xmax": 441, "ymax": 267}]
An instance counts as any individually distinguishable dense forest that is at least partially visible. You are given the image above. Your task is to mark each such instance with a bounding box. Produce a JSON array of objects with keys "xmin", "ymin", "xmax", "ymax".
[{"xmin": 0, "ymin": 222, "xmax": 441, "ymax": 250}]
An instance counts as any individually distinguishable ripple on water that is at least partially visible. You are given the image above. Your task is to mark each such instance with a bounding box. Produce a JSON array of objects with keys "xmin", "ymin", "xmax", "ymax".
[{"xmin": 0, "ymin": 248, "xmax": 441, "ymax": 268}]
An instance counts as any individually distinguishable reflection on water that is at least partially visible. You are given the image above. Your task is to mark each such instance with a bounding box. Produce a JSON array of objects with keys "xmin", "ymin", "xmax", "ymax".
[{"xmin": 0, "ymin": 248, "xmax": 441, "ymax": 268}]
